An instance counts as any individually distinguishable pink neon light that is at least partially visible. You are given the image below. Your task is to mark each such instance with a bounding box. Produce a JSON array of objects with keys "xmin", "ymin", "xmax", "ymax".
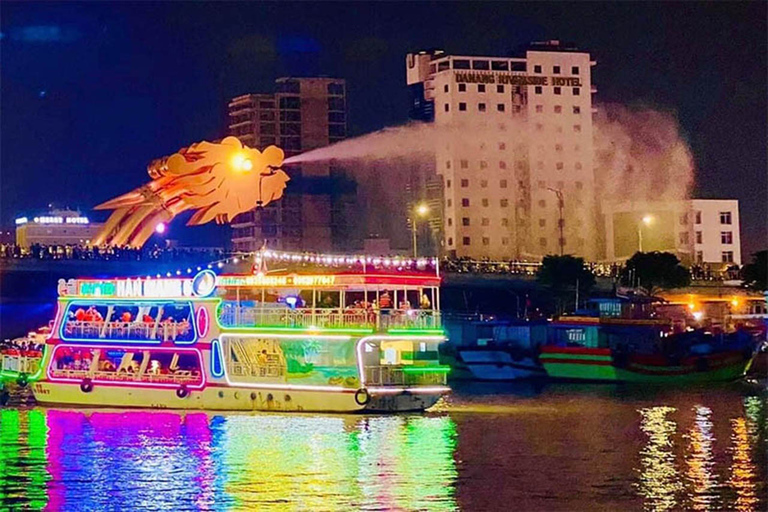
[
  {"xmin": 46, "ymin": 344, "xmax": 207, "ymax": 390},
  {"xmin": 196, "ymin": 307, "xmax": 210, "ymax": 338},
  {"xmin": 367, "ymin": 386, "xmax": 450, "ymax": 395}
]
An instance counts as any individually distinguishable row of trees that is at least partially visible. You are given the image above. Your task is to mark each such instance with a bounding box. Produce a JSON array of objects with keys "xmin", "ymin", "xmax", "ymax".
[{"xmin": 535, "ymin": 250, "xmax": 767, "ymax": 315}]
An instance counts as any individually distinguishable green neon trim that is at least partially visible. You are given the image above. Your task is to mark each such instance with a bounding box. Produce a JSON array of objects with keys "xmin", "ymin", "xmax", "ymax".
[
  {"xmin": 387, "ymin": 329, "xmax": 445, "ymax": 336},
  {"xmin": 402, "ymin": 366, "xmax": 451, "ymax": 373}
]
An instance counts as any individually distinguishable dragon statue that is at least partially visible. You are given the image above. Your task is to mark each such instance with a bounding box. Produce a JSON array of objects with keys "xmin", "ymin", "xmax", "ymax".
[{"xmin": 92, "ymin": 137, "xmax": 290, "ymax": 248}]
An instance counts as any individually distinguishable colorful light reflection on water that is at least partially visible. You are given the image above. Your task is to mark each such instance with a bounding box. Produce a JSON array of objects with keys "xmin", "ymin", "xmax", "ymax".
[{"xmin": 0, "ymin": 385, "xmax": 765, "ymax": 511}]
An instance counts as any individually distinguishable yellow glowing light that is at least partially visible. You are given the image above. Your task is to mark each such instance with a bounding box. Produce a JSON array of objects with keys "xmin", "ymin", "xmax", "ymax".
[
  {"xmin": 730, "ymin": 298, "xmax": 740, "ymax": 307},
  {"xmin": 416, "ymin": 203, "xmax": 429, "ymax": 216},
  {"xmin": 232, "ymin": 153, "xmax": 253, "ymax": 172},
  {"xmin": 642, "ymin": 215, "xmax": 654, "ymax": 226},
  {"xmin": 692, "ymin": 311, "xmax": 704, "ymax": 321},
  {"xmin": 688, "ymin": 303, "xmax": 696, "ymax": 311}
]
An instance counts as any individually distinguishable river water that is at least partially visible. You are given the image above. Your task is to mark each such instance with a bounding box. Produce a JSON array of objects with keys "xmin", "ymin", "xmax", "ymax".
[{"xmin": 0, "ymin": 382, "xmax": 764, "ymax": 511}]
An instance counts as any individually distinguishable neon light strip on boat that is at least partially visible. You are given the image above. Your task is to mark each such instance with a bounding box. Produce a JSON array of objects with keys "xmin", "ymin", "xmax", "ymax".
[{"xmin": 367, "ymin": 386, "xmax": 451, "ymax": 395}]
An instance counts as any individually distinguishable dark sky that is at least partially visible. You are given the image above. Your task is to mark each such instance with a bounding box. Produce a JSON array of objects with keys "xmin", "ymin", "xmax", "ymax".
[{"xmin": 1, "ymin": 2, "xmax": 765, "ymax": 255}]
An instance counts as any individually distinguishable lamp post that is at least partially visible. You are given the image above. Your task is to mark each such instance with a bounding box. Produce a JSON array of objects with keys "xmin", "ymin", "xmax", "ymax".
[
  {"xmin": 547, "ymin": 188, "xmax": 564, "ymax": 256},
  {"xmin": 638, "ymin": 215, "xmax": 653, "ymax": 252},
  {"xmin": 411, "ymin": 202, "xmax": 430, "ymax": 258}
]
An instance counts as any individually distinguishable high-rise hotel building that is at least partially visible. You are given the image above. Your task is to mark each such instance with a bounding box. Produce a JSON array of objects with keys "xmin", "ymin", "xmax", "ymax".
[
  {"xmin": 406, "ymin": 41, "xmax": 598, "ymax": 260},
  {"xmin": 228, "ymin": 77, "xmax": 350, "ymax": 252}
]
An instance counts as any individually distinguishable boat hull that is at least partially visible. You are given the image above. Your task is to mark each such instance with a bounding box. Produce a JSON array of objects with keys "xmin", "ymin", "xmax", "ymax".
[
  {"xmin": 31, "ymin": 380, "xmax": 445, "ymax": 413},
  {"xmin": 459, "ymin": 350, "xmax": 545, "ymax": 381},
  {"xmin": 540, "ymin": 347, "xmax": 752, "ymax": 383}
]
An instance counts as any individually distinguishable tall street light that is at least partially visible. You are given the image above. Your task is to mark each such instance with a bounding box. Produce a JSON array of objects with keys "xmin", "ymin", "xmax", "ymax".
[
  {"xmin": 638, "ymin": 214, "xmax": 653, "ymax": 252},
  {"xmin": 411, "ymin": 202, "xmax": 430, "ymax": 258},
  {"xmin": 547, "ymin": 188, "xmax": 564, "ymax": 256}
]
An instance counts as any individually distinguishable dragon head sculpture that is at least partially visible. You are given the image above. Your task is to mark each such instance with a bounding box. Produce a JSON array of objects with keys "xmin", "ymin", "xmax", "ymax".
[{"xmin": 92, "ymin": 137, "xmax": 290, "ymax": 248}]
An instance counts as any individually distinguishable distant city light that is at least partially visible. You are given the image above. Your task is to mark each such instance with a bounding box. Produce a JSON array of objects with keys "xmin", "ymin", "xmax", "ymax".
[
  {"xmin": 641, "ymin": 215, "xmax": 654, "ymax": 226},
  {"xmin": 155, "ymin": 222, "xmax": 166, "ymax": 234},
  {"xmin": 692, "ymin": 311, "xmax": 704, "ymax": 321},
  {"xmin": 15, "ymin": 217, "xmax": 28, "ymax": 225}
]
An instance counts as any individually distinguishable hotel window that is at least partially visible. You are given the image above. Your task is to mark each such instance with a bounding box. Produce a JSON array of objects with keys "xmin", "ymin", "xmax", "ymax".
[
  {"xmin": 679, "ymin": 213, "xmax": 688, "ymax": 225},
  {"xmin": 696, "ymin": 250, "xmax": 703, "ymax": 263},
  {"xmin": 497, "ymin": 104, "xmax": 505, "ymax": 112},
  {"xmin": 446, "ymin": 179, "xmax": 451, "ymax": 188},
  {"xmin": 574, "ymin": 124, "xmax": 582, "ymax": 132},
  {"xmin": 695, "ymin": 231, "xmax": 702, "ymax": 244},
  {"xmin": 553, "ymin": 65, "xmax": 561, "ymax": 74},
  {"xmin": 462, "ymin": 217, "xmax": 470, "ymax": 226},
  {"xmin": 538, "ymin": 200, "xmax": 546, "ymax": 208},
  {"xmin": 473, "ymin": 60, "xmax": 490, "ymax": 70},
  {"xmin": 444, "ymin": 104, "xmax": 450, "ymax": 112},
  {"xmin": 575, "ymin": 162, "xmax": 582, "ymax": 170},
  {"xmin": 555, "ymin": 144, "xmax": 563, "ymax": 152},
  {"xmin": 448, "ymin": 237, "xmax": 453, "ymax": 246},
  {"xmin": 497, "ymin": 85, "xmax": 505, "ymax": 93},
  {"xmin": 539, "ymin": 237, "xmax": 547, "ymax": 247},
  {"xmin": 554, "ymin": 105, "xmax": 562, "ymax": 113},
  {"xmin": 695, "ymin": 211, "xmax": 702, "ymax": 224},
  {"xmin": 536, "ymin": 105, "xmax": 544, "ymax": 113},
  {"xmin": 572, "ymin": 66, "xmax": 579, "ymax": 75},
  {"xmin": 447, "ymin": 218, "xmax": 453, "ymax": 226},
  {"xmin": 480, "ymin": 161, "xmax": 488, "ymax": 169},
  {"xmin": 459, "ymin": 102, "xmax": 467, "ymax": 111},
  {"xmin": 463, "ymin": 237, "xmax": 471, "ymax": 246},
  {"xmin": 502, "ymin": 218, "xmax": 509, "ymax": 226},
  {"xmin": 453, "ymin": 59, "xmax": 471, "ymax": 69},
  {"xmin": 534, "ymin": 65, "xmax": 542, "ymax": 73},
  {"xmin": 499, "ymin": 161, "xmax": 507, "ymax": 169},
  {"xmin": 502, "ymin": 237, "xmax": 510, "ymax": 245},
  {"xmin": 573, "ymin": 106, "xmax": 581, "ymax": 114},
  {"xmin": 478, "ymin": 103, "xmax": 487, "ymax": 112},
  {"xmin": 556, "ymin": 162, "xmax": 564, "ymax": 170},
  {"xmin": 500, "ymin": 180, "xmax": 508, "ymax": 188},
  {"xmin": 461, "ymin": 159, "xmax": 469, "ymax": 168},
  {"xmin": 539, "ymin": 218, "xmax": 546, "ymax": 227},
  {"xmin": 535, "ymin": 86, "xmax": 542, "ymax": 94},
  {"xmin": 482, "ymin": 198, "xmax": 489, "ymax": 207},
  {"xmin": 482, "ymin": 237, "xmax": 490, "ymax": 246},
  {"xmin": 722, "ymin": 251, "xmax": 734, "ymax": 263},
  {"xmin": 679, "ymin": 232, "xmax": 689, "ymax": 245},
  {"xmin": 492, "ymin": 61, "xmax": 509, "ymax": 71},
  {"xmin": 446, "ymin": 161, "xmax": 451, "ymax": 169},
  {"xmin": 719, "ymin": 211, "xmax": 732, "ymax": 224},
  {"xmin": 554, "ymin": 87, "xmax": 561, "ymax": 95},
  {"xmin": 444, "ymin": 84, "xmax": 449, "ymax": 93},
  {"xmin": 575, "ymin": 181, "xmax": 583, "ymax": 190},
  {"xmin": 478, "ymin": 84, "xmax": 486, "ymax": 93},
  {"xmin": 498, "ymin": 142, "xmax": 506, "ymax": 150},
  {"xmin": 462, "ymin": 198, "xmax": 470, "ymax": 207},
  {"xmin": 500, "ymin": 199, "xmax": 509, "ymax": 207},
  {"xmin": 513, "ymin": 105, "xmax": 522, "ymax": 113},
  {"xmin": 482, "ymin": 218, "xmax": 490, "ymax": 226},
  {"xmin": 481, "ymin": 180, "xmax": 488, "ymax": 188},
  {"xmin": 458, "ymin": 83, "xmax": 467, "ymax": 92},
  {"xmin": 721, "ymin": 231, "xmax": 733, "ymax": 244},
  {"xmin": 461, "ymin": 179, "xmax": 469, "ymax": 187},
  {"xmin": 573, "ymin": 87, "xmax": 580, "ymax": 95}
]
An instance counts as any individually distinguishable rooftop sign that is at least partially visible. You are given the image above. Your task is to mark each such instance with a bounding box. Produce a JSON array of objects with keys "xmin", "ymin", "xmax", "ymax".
[{"xmin": 58, "ymin": 270, "xmax": 217, "ymax": 299}]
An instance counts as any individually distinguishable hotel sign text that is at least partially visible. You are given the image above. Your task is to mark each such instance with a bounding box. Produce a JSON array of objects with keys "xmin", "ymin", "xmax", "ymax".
[{"xmin": 454, "ymin": 72, "xmax": 582, "ymax": 87}]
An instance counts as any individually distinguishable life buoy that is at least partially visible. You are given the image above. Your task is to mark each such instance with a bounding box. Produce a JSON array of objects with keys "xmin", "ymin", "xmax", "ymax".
[
  {"xmin": 354, "ymin": 388, "xmax": 370, "ymax": 406},
  {"xmin": 16, "ymin": 374, "xmax": 28, "ymax": 388},
  {"xmin": 80, "ymin": 379, "xmax": 93, "ymax": 393},
  {"xmin": 176, "ymin": 386, "xmax": 189, "ymax": 399}
]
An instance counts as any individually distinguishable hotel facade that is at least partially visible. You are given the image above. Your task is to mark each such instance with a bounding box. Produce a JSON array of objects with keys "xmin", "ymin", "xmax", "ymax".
[{"xmin": 407, "ymin": 41, "xmax": 598, "ymax": 261}]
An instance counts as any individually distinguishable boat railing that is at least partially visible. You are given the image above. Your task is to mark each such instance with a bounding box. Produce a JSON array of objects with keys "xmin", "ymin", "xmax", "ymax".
[
  {"xmin": 62, "ymin": 320, "xmax": 193, "ymax": 342},
  {"xmin": 364, "ymin": 366, "xmax": 447, "ymax": 387},
  {"xmin": 1, "ymin": 354, "xmax": 41, "ymax": 375},
  {"xmin": 228, "ymin": 362, "xmax": 285, "ymax": 379},
  {"xmin": 218, "ymin": 306, "xmax": 441, "ymax": 331},
  {"xmin": 49, "ymin": 368, "xmax": 202, "ymax": 385}
]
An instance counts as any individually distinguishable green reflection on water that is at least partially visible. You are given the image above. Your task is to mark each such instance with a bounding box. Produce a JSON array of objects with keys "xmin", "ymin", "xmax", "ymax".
[{"xmin": 0, "ymin": 409, "xmax": 50, "ymax": 510}]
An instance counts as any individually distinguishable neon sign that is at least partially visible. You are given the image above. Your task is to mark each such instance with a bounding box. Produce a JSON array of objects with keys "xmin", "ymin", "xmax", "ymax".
[
  {"xmin": 217, "ymin": 274, "xmax": 336, "ymax": 288},
  {"xmin": 58, "ymin": 270, "xmax": 217, "ymax": 299}
]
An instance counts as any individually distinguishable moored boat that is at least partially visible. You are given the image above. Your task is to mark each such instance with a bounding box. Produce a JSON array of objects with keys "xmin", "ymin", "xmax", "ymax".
[{"xmin": 31, "ymin": 256, "xmax": 451, "ymax": 412}]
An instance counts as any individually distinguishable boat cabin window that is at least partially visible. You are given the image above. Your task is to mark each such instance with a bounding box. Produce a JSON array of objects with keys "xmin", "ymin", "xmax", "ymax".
[
  {"xmin": 49, "ymin": 346, "xmax": 203, "ymax": 385},
  {"xmin": 61, "ymin": 301, "xmax": 195, "ymax": 343}
]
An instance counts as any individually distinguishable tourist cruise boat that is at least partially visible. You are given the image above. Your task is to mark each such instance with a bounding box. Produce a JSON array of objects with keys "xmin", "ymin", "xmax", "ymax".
[{"xmin": 31, "ymin": 256, "xmax": 450, "ymax": 412}]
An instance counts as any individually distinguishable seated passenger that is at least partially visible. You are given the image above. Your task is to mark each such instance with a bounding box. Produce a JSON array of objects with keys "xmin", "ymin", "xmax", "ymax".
[
  {"xmin": 142, "ymin": 314, "xmax": 154, "ymax": 324},
  {"xmin": 121, "ymin": 311, "xmax": 133, "ymax": 323},
  {"xmin": 75, "ymin": 308, "xmax": 86, "ymax": 322}
]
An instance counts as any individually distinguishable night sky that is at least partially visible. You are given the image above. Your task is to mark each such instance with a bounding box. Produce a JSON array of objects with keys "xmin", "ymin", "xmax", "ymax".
[{"xmin": 1, "ymin": 2, "xmax": 765, "ymax": 255}]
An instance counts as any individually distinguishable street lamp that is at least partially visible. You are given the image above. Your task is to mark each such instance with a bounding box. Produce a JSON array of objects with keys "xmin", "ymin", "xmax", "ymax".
[
  {"xmin": 546, "ymin": 188, "xmax": 564, "ymax": 256},
  {"xmin": 411, "ymin": 202, "xmax": 430, "ymax": 258},
  {"xmin": 638, "ymin": 214, "xmax": 653, "ymax": 252}
]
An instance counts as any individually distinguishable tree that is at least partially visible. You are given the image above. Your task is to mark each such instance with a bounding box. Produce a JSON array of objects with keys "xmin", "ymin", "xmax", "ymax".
[
  {"xmin": 742, "ymin": 250, "xmax": 767, "ymax": 291},
  {"xmin": 536, "ymin": 255, "xmax": 596, "ymax": 314},
  {"xmin": 620, "ymin": 251, "xmax": 690, "ymax": 296}
]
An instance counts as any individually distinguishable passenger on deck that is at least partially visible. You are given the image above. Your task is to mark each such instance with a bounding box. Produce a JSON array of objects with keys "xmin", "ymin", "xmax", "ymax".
[
  {"xmin": 379, "ymin": 292, "xmax": 392, "ymax": 309},
  {"xmin": 75, "ymin": 308, "xmax": 86, "ymax": 321},
  {"xmin": 142, "ymin": 313, "xmax": 154, "ymax": 324},
  {"xmin": 121, "ymin": 311, "xmax": 133, "ymax": 323},
  {"xmin": 420, "ymin": 293, "xmax": 431, "ymax": 309}
]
